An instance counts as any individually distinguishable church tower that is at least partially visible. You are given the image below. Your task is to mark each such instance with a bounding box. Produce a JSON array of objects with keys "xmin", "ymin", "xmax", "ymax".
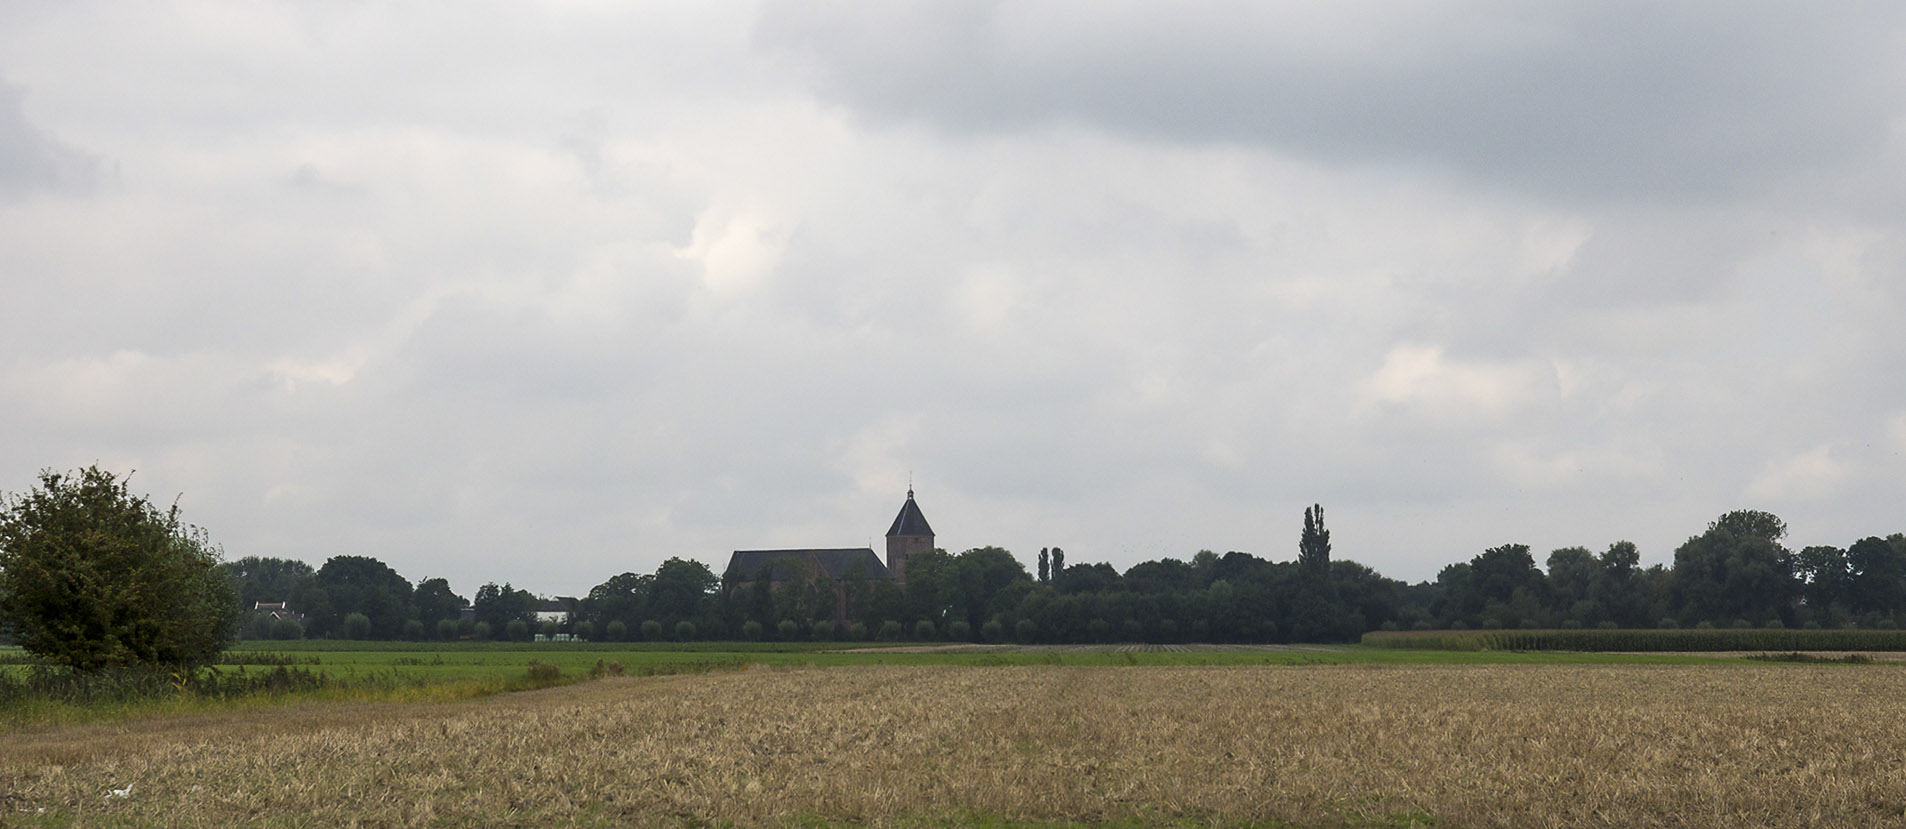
[{"xmin": 885, "ymin": 487, "xmax": 934, "ymax": 585}]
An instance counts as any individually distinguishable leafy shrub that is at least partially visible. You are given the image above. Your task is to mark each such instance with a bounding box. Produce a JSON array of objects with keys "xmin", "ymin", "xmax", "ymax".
[
  {"xmin": 605, "ymin": 620, "xmax": 628, "ymax": 641},
  {"xmin": 343, "ymin": 613, "xmax": 372, "ymax": 641},
  {"xmin": 472, "ymin": 621, "xmax": 492, "ymax": 641},
  {"xmin": 403, "ymin": 619, "xmax": 426, "ymax": 641},
  {"xmin": 879, "ymin": 620, "xmax": 903, "ymax": 641},
  {"xmin": 540, "ymin": 619, "xmax": 560, "ymax": 639},
  {"xmin": 778, "ymin": 619, "xmax": 800, "ymax": 641},
  {"xmin": 811, "ymin": 620, "xmax": 835, "ymax": 641},
  {"xmin": 642, "ymin": 620, "xmax": 664, "ymax": 641},
  {"xmin": 673, "ymin": 620, "xmax": 696, "ymax": 641},
  {"xmin": 505, "ymin": 619, "xmax": 529, "ymax": 642},
  {"xmin": 0, "ymin": 466, "xmax": 240, "ymax": 671},
  {"xmin": 982, "ymin": 619, "xmax": 1005, "ymax": 642},
  {"xmin": 271, "ymin": 617, "xmax": 305, "ymax": 640},
  {"xmin": 1014, "ymin": 618, "xmax": 1037, "ymax": 643},
  {"xmin": 573, "ymin": 620, "xmax": 593, "ymax": 641},
  {"xmin": 436, "ymin": 619, "xmax": 459, "ymax": 641},
  {"xmin": 948, "ymin": 620, "xmax": 972, "ymax": 641},
  {"xmin": 588, "ymin": 659, "xmax": 625, "ymax": 678},
  {"xmin": 914, "ymin": 620, "xmax": 937, "ymax": 641},
  {"xmin": 742, "ymin": 620, "xmax": 763, "ymax": 641}
]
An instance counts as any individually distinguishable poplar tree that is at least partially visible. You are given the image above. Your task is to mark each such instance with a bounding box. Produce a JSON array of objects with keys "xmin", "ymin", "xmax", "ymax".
[{"xmin": 1300, "ymin": 504, "xmax": 1331, "ymax": 578}]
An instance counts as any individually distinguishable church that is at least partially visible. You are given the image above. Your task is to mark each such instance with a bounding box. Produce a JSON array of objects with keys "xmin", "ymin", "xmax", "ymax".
[{"xmin": 722, "ymin": 488, "xmax": 935, "ymax": 588}]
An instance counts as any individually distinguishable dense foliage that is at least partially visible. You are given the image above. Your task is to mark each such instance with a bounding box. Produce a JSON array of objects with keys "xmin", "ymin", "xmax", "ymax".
[
  {"xmin": 0, "ymin": 466, "xmax": 240, "ymax": 670},
  {"xmin": 208, "ymin": 503, "xmax": 1906, "ymax": 644}
]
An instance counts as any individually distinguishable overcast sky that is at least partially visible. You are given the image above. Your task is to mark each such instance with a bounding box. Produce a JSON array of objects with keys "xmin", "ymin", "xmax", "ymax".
[{"xmin": 4, "ymin": 2, "xmax": 1904, "ymax": 600}]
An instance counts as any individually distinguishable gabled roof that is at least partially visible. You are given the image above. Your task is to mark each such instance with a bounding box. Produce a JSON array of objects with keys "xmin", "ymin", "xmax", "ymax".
[
  {"xmin": 726, "ymin": 548, "xmax": 891, "ymax": 583},
  {"xmin": 886, "ymin": 489, "xmax": 934, "ymax": 537}
]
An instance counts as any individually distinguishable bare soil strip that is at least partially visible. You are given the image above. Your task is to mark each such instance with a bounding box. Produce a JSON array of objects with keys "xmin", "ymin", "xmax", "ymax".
[{"xmin": 6, "ymin": 664, "xmax": 1906, "ymax": 827}]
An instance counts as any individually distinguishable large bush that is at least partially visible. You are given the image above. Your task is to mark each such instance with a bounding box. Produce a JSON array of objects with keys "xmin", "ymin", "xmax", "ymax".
[{"xmin": 0, "ymin": 466, "xmax": 240, "ymax": 671}]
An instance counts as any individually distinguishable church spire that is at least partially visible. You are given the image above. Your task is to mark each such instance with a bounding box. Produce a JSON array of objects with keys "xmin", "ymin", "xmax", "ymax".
[{"xmin": 885, "ymin": 485, "xmax": 934, "ymax": 585}]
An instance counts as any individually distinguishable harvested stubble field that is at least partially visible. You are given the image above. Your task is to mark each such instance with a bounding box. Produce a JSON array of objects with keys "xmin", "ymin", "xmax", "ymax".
[{"xmin": 5, "ymin": 664, "xmax": 1906, "ymax": 827}]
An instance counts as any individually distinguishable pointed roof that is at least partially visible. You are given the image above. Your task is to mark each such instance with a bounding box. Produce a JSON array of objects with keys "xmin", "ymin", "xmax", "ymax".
[{"xmin": 886, "ymin": 488, "xmax": 934, "ymax": 537}]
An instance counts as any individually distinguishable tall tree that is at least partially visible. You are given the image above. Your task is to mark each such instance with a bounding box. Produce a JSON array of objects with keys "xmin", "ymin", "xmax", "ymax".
[
  {"xmin": 1050, "ymin": 547, "xmax": 1065, "ymax": 587},
  {"xmin": 648, "ymin": 557, "xmax": 719, "ymax": 624},
  {"xmin": 473, "ymin": 582, "xmax": 536, "ymax": 631},
  {"xmin": 1671, "ymin": 510, "xmax": 1796, "ymax": 626},
  {"xmin": 583, "ymin": 571, "xmax": 653, "ymax": 630},
  {"xmin": 1545, "ymin": 546, "xmax": 1600, "ymax": 622},
  {"xmin": 1794, "ymin": 545, "xmax": 1851, "ymax": 619},
  {"xmin": 412, "ymin": 577, "xmax": 468, "ymax": 627},
  {"xmin": 1299, "ymin": 504, "xmax": 1331, "ymax": 578},
  {"xmin": 220, "ymin": 556, "xmax": 316, "ymax": 610},
  {"xmin": 1037, "ymin": 547, "xmax": 1050, "ymax": 584},
  {"xmin": 1846, "ymin": 536, "xmax": 1906, "ymax": 619},
  {"xmin": 313, "ymin": 555, "xmax": 414, "ymax": 639}
]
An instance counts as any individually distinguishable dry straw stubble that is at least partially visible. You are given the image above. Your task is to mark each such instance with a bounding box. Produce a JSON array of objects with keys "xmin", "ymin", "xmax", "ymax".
[{"xmin": 5, "ymin": 664, "xmax": 1906, "ymax": 827}]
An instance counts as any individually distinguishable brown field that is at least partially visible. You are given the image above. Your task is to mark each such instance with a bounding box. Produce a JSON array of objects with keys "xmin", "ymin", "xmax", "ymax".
[{"xmin": 6, "ymin": 664, "xmax": 1906, "ymax": 827}]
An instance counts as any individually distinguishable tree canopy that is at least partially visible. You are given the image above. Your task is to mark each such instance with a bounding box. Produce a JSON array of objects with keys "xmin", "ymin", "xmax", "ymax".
[{"xmin": 0, "ymin": 466, "xmax": 240, "ymax": 670}]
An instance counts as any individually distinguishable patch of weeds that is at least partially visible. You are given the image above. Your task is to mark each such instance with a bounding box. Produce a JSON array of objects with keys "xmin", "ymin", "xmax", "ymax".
[
  {"xmin": 525, "ymin": 660, "xmax": 563, "ymax": 684},
  {"xmin": 1746, "ymin": 652, "xmax": 1875, "ymax": 664}
]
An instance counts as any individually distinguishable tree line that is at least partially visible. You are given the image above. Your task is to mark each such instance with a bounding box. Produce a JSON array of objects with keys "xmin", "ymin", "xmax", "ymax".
[{"xmin": 217, "ymin": 505, "xmax": 1906, "ymax": 644}]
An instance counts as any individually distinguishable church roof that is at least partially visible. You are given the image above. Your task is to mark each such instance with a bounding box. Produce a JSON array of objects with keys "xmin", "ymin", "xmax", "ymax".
[
  {"xmin": 725, "ymin": 548, "xmax": 890, "ymax": 583},
  {"xmin": 886, "ymin": 489, "xmax": 934, "ymax": 537}
]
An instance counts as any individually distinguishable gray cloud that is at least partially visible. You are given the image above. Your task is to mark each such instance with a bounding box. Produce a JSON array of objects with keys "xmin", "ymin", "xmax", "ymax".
[
  {"xmin": 0, "ymin": 78, "xmax": 98, "ymax": 196},
  {"xmin": 756, "ymin": 1, "xmax": 1906, "ymax": 203},
  {"xmin": 0, "ymin": 3, "xmax": 1902, "ymax": 597}
]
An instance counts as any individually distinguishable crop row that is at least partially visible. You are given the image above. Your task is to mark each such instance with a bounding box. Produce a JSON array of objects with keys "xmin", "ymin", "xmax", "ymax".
[{"xmin": 1360, "ymin": 628, "xmax": 1906, "ymax": 652}]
